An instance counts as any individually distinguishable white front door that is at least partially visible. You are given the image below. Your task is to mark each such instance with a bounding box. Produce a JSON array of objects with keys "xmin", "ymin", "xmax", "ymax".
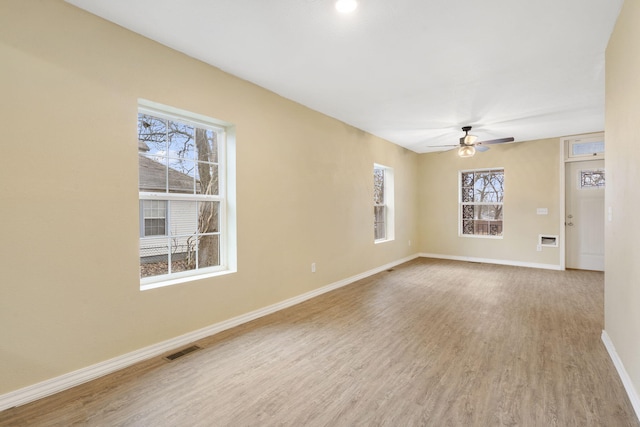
[{"xmin": 565, "ymin": 159, "xmax": 605, "ymax": 271}]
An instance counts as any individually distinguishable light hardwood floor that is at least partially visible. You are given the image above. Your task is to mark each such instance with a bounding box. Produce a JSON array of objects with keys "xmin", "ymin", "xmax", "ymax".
[{"xmin": 1, "ymin": 258, "xmax": 638, "ymax": 426}]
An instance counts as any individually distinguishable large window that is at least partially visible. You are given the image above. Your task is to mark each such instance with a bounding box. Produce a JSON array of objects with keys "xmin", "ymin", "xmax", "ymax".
[
  {"xmin": 374, "ymin": 164, "xmax": 394, "ymax": 242},
  {"xmin": 460, "ymin": 168, "xmax": 504, "ymax": 237},
  {"xmin": 137, "ymin": 101, "xmax": 236, "ymax": 289}
]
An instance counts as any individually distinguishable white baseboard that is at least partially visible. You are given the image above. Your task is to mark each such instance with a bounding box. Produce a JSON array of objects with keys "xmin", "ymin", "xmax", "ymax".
[
  {"xmin": 420, "ymin": 253, "xmax": 562, "ymax": 271},
  {"xmin": 0, "ymin": 253, "xmax": 419, "ymax": 412},
  {"xmin": 601, "ymin": 330, "xmax": 640, "ymax": 421}
]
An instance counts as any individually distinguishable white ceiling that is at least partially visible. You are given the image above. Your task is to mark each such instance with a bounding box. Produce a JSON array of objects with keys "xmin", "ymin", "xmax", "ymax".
[{"xmin": 66, "ymin": 0, "xmax": 623, "ymax": 153}]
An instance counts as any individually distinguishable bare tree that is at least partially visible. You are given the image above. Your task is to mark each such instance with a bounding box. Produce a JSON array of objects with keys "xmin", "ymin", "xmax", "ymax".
[{"xmin": 195, "ymin": 128, "xmax": 219, "ymax": 268}]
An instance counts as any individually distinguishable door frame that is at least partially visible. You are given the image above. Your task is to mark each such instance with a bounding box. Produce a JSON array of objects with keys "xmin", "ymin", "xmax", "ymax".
[{"xmin": 559, "ymin": 132, "xmax": 605, "ymax": 270}]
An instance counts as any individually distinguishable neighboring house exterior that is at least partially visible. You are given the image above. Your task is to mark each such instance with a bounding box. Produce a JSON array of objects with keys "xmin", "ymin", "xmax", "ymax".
[{"xmin": 138, "ymin": 141, "xmax": 199, "ymax": 263}]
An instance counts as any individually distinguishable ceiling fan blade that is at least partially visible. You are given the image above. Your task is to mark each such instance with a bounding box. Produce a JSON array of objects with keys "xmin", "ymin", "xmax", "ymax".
[
  {"xmin": 475, "ymin": 145, "xmax": 490, "ymax": 152},
  {"xmin": 427, "ymin": 144, "xmax": 459, "ymax": 149},
  {"xmin": 476, "ymin": 137, "xmax": 515, "ymax": 145}
]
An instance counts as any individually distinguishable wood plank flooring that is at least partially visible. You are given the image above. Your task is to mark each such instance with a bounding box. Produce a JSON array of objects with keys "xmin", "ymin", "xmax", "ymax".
[{"xmin": 1, "ymin": 258, "xmax": 638, "ymax": 426}]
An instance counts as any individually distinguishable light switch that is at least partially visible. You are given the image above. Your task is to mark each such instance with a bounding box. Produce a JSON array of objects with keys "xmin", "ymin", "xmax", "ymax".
[{"xmin": 536, "ymin": 208, "xmax": 548, "ymax": 215}]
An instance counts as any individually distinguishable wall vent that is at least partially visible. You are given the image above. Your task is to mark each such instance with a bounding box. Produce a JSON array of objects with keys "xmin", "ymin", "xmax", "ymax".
[{"xmin": 164, "ymin": 345, "xmax": 202, "ymax": 361}]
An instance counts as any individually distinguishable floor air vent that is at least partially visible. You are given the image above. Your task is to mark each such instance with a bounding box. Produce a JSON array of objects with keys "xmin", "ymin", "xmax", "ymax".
[{"xmin": 164, "ymin": 345, "xmax": 202, "ymax": 361}]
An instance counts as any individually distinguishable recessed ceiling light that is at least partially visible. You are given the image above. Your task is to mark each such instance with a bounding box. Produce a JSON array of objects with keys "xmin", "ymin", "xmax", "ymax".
[{"xmin": 335, "ymin": 0, "xmax": 358, "ymax": 14}]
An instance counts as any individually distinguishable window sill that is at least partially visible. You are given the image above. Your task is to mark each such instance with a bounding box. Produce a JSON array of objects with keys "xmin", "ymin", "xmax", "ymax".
[
  {"xmin": 459, "ymin": 234, "xmax": 504, "ymax": 239},
  {"xmin": 140, "ymin": 268, "xmax": 236, "ymax": 291},
  {"xmin": 374, "ymin": 238, "xmax": 394, "ymax": 244}
]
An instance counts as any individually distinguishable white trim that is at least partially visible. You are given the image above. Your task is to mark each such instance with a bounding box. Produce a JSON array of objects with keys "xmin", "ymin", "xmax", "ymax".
[
  {"xmin": 419, "ymin": 253, "xmax": 562, "ymax": 271},
  {"xmin": 559, "ymin": 138, "xmax": 566, "ymax": 270},
  {"xmin": 0, "ymin": 254, "xmax": 419, "ymax": 411},
  {"xmin": 601, "ymin": 330, "xmax": 640, "ymax": 421}
]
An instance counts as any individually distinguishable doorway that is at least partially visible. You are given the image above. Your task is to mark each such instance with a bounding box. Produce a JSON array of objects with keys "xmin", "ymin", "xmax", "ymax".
[{"xmin": 564, "ymin": 136, "xmax": 605, "ymax": 271}]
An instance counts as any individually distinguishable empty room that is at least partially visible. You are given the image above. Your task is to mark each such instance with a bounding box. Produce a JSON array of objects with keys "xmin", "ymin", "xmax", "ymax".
[{"xmin": 1, "ymin": 0, "xmax": 639, "ymax": 425}]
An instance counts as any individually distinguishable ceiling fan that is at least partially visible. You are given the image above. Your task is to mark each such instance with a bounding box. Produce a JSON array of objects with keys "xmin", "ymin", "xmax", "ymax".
[{"xmin": 450, "ymin": 126, "xmax": 515, "ymax": 157}]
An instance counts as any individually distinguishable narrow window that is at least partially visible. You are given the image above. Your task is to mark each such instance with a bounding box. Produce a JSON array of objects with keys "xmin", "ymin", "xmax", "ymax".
[
  {"xmin": 374, "ymin": 164, "xmax": 395, "ymax": 242},
  {"xmin": 570, "ymin": 140, "xmax": 605, "ymax": 158},
  {"xmin": 460, "ymin": 168, "xmax": 504, "ymax": 237},
  {"xmin": 137, "ymin": 101, "xmax": 236, "ymax": 289}
]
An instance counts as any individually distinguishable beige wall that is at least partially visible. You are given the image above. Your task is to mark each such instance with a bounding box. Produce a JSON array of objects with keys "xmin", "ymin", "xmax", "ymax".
[
  {"xmin": 605, "ymin": 0, "xmax": 640, "ymax": 406},
  {"xmin": 417, "ymin": 139, "xmax": 561, "ymax": 267},
  {"xmin": 0, "ymin": 1, "xmax": 418, "ymax": 393}
]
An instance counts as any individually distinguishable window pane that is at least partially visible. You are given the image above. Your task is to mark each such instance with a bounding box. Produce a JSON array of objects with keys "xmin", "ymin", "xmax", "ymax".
[
  {"xmin": 198, "ymin": 234, "xmax": 220, "ymax": 268},
  {"xmin": 139, "ymin": 155, "xmax": 168, "ymax": 192},
  {"xmin": 140, "ymin": 237, "xmax": 169, "ymax": 278},
  {"xmin": 461, "ymin": 172, "xmax": 474, "ymax": 187},
  {"xmin": 199, "ymin": 201, "xmax": 220, "ymax": 233},
  {"xmin": 168, "ymin": 121, "xmax": 195, "ymax": 160},
  {"xmin": 171, "ymin": 201, "xmax": 198, "ymax": 235},
  {"xmin": 462, "ymin": 205, "xmax": 474, "ymax": 220},
  {"xmin": 138, "ymin": 114, "xmax": 167, "ymax": 157},
  {"xmin": 462, "ymin": 218, "xmax": 503, "ymax": 236},
  {"xmin": 196, "ymin": 162, "xmax": 219, "ymax": 196},
  {"xmin": 171, "ymin": 233, "xmax": 197, "ymax": 273},
  {"xmin": 374, "ymin": 205, "xmax": 385, "ymax": 240},
  {"xmin": 462, "ymin": 188, "xmax": 474, "ymax": 203},
  {"xmin": 580, "ymin": 170, "xmax": 605, "ymax": 188},
  {"xmin": 196, "ymin": 128, "xmax": 219, "ymax": 164},
  {"xmin": 168, "ymin": 159, "xmax": 196, "ymax": 194},
  {"xmin": 144, "ymin": 218, "xmax": 166, "ymax": 236},
  {"xmin": 462, "ymin": 219, "xmax": 474, "ymax": 235},
  {"xmin": 572, "ymin": 141, "xmax": 604, "ymax": 157},
  {"xmin": 472, "ymin": 171, "xmax": 504, "ymax": 202},
  {"xmin": 374, "ymin": 168, "xmax": 384, "ymax": 204}
]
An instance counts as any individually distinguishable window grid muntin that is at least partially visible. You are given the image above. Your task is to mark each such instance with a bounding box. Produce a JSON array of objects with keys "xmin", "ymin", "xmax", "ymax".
[
  {"xmin": 460, "ymin": 169, "xmax": 504, "ymax": 237},
  {"xmin": 138, "ymin": 107, "xmax": 227, "ymax": 285}
]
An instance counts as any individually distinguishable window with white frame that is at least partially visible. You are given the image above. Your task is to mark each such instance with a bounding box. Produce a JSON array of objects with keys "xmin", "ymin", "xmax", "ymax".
[
  {"xmin": 137, "ymin": 101, "xmax": 236, "ymax": 288},
  {"xmin": 569, "ymin": 137, "xmax": 604, "ymax": 158},
  {"xmin": 141, "ymin": 200, "xmax": 167, "ymax": 237},
  {"xmin": 460, "ymin": 168, "xmax": 504, "ymax": 237},
  {"xmin": 374, "ymin": 164, "xmax": 394, "ymax": 242}
]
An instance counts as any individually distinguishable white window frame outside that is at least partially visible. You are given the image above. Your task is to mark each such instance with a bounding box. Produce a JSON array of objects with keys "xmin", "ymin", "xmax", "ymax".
[
  {"xmin": 138, "ymin": 100, "xmax": 237, "ymax": 290},
  {"xmin": 459, "ymin": 167, "xmax": 504, "ymax": 239},
  {"xmin": 374, "ymin": 163, "xmax": 395, "ymax": 243}
]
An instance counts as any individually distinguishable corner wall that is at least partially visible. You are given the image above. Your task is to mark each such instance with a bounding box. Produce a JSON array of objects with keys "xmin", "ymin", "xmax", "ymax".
[
  {"xmin": 604, "ymin": 0, "xmax": 640, "ymax": 416},
  {"xmin": 0, "ymin": 1, "xmax": 418, "ymax": 395}
]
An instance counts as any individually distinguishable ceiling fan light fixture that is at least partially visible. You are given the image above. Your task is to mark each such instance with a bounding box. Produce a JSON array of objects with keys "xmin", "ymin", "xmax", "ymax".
[
  {"xmin": 463, "ymin": 134, "xmax": 477, "ymax": 144},
  {"xmin": 458, "ymin": 145, "xmax": 476, "ymax": 158},
  {"xmin": 335, "ymin": 0, "xmax": 358, "ymax": 13}
]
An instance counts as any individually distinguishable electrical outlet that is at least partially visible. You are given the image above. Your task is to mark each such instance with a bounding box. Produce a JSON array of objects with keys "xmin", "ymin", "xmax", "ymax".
[
  {"xmin": 536, "ymin": 244, "xmax": 542, "ymax": 252},
  {"xmin": 311, "ymin": 262, "xmax": 316, "ymax": 273}
]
